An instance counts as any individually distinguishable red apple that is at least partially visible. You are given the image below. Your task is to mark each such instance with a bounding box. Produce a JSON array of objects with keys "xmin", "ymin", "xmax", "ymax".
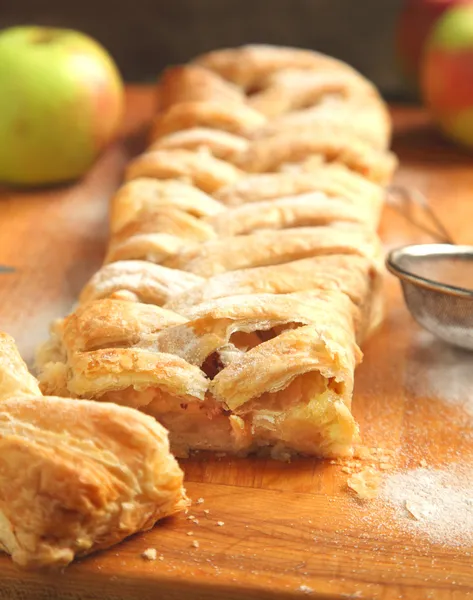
[
  {"xmin": 0, "ymin": 26, "xmax": 124, "ymax": 186},
  {"xmin": 396, "ymin": 0, "xmax": 473, "ymax": 91},
  {"xmin": 421, "ymin": 4, "xmax": 473, "ymax": 148}
]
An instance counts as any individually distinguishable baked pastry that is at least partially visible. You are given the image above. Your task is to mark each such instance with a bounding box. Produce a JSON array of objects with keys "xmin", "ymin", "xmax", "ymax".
[
  {"xmin": 38, "ymin": 44, "xmax": 396, "ymax": 460},
  {"xmin": 37, "ymin": 293, "xmax": 361, "ymax": 459},
  {"xmin": 0, "ymin": 333, "xmax": 189, "ymax": 569}
]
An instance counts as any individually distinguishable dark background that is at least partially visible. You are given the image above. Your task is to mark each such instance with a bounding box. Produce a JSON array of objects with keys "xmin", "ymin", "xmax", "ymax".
[{"xmin": 1, "ymin": 0, "xmax": 405, "ymax": 98}]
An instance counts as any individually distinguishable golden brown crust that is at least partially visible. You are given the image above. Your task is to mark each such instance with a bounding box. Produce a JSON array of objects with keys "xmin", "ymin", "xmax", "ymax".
[
  {"xmin": 207, "ymin": 194, "xmax": 379, "ymax": 235},
  {"xmin": 157, "ymin": 64, "xmax": 245, "ymax": 111},
  {"xmin": 79, "ymin": 261, "xmax": 205, "ymax": 306},
  {"xmin": 0, "ymin": 333, "xmax": 41, "ymax": 399},
  {"xmin": 125, "ymin": 149, "xmax": 243, "ymax": 193},
  {"xmin": 110, "ymin": 178, "xmax": 223, "ymax": 235},
  {"xmin": 246, "ymin": 67, "xmax": 387, "ymax": 126},
  {"xmin": 214, "ymin": 165, "xmax": 383, "ymax": 207},
  {"xmin": 0, "ymin": 334, "xmax": 189, "ymax": 569},
  {"xmin": 193, "ymin": 44, "xmax": 360, "ymax": 89},
  {"xmin": 234, "ymin": 127, "xmax": 397, "ymax": 183},
  {"xmin": 165, "ymin": 254, "xmax": 382, "ymax": 343},
  {"xmin": 254, "ymin": 102, "xmax": 390, "ymax": 150},
  {"xmin": 150, "ymin": 101, "xmax": 266, "ymax": 141},
  {"xmin": 193, "ymin": 45, "xmax": 390, "ymax": 147},
  {"xmin": 164, "ymin": 226, "xmax": 383, "ymax": 277},
  {"xmin": 150, "ymin": 128, "xmax": 249, "ymax": 160}
]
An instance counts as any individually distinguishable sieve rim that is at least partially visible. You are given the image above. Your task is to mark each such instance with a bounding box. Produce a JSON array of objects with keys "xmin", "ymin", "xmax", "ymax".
[{"xmin": 386, "ymin": 244, "xmax": 473, "ymax": 298}]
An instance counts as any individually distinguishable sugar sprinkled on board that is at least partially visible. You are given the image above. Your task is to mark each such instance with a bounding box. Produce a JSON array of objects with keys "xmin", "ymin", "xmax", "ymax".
[
  {"xmin": 379, "ymin": 465, "xmax": 473, "ymax": 546},
  {"xmin": 406, "ymin": 331, "xmax": 473, "ymax": 420}
]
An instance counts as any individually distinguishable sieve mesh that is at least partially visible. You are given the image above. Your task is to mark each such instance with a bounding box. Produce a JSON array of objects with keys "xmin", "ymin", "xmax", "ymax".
[{"xmin": 389, "ymin": 249, "xmax": 473, "ymax": 351}]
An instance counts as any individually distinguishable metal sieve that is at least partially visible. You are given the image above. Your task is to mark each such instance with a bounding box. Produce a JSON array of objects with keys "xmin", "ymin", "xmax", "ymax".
[{"xmin": 386, "ymin": 186, "xmax": 473, "ymax": 351}]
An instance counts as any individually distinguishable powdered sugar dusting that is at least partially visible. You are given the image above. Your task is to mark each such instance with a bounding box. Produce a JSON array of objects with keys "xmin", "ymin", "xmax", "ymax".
[
  {"xmin": 380, "ymin": 466, "xmax": 473, "ymax": 547},
  {"xmin": 407, "ymin": 330, "xmax": 473, "ymax": 420}
]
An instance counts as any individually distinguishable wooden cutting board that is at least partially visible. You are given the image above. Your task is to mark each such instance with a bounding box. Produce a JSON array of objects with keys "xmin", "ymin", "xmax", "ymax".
[{"xmin": 1, "ymin": 89, "xmax": 473, "ymax": 600}]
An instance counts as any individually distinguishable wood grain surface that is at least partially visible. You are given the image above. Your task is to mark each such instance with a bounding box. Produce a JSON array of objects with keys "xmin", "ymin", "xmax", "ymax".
[{"xmin": 1, "ymin": 89, "xmax": 473, "ymax": 600}]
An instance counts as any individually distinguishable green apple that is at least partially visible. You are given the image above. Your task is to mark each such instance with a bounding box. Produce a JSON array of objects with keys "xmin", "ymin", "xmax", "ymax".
[{"xmin": 0, "ymin": 26, "xmax": 124, "ymax": 186}]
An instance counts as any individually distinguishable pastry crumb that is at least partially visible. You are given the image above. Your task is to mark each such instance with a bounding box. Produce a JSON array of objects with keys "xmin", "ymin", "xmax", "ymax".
[
  {"xmin": 203, "ymin": 509, "xmax": 210, "ymax": 515},
  {"xmin": 187, "ymin": 514, "xmax": 199, "ymax": 525},
  {"xmin": 186, "ymin": 531, "xmax": 194, "ymax": 536},
  {"xmin": 191, "ymin": 540, "xmax": 200, "ymax": 548},
  {"xmin": 404, "ymin": 499, "xmax": 433, "ymax": 521},
  {"xmin": 347, "ymin": 469, "xmax": 381, "ymax": 500},
  {"xmin": 142, "ymin": 548, "xmax": 157, "ymax": 561},
  {"xmin": 196, "ymin": 497, "xmax": 205, "ymax": 504},
  {"xmin": 419, "ymin": 458, "xmax": 428, "ymax": 468},
  {"xmin": 217, "ymin": 521, "xmax": 225, "ymax": 527},
  {"xmin": 299, "ymin": 585, "xmax": 313, "ymax": 594}
]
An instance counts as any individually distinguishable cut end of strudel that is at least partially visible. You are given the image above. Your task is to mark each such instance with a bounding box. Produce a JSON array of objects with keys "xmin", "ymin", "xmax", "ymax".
[{"xmin": 37, "ymin": 291, "xmax": 362, "ymax": 460}]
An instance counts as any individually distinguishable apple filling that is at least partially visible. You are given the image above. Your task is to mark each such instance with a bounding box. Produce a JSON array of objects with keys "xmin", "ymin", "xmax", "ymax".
[
  {"xmin": 99, "ymin": 384, "xmax": 251, "ymax": 457},
  {"xmin": 199, "ymin": 322, "xmax": 304, "ymax": 379},
  {"xmin": 242, "ymin": 371, "xmax": 358, "ymax": 458}
]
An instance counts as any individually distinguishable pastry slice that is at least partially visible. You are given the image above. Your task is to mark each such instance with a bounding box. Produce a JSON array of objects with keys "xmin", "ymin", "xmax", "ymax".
[{"xmin": 0, "ymin": 333, "xmax": 189, "ymax": 569}]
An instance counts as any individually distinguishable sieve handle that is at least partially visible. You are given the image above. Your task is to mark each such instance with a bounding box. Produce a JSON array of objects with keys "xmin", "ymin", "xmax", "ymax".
[{"xmin": 385, "ymin": 185, "xmax": 455, "ymax": 245}]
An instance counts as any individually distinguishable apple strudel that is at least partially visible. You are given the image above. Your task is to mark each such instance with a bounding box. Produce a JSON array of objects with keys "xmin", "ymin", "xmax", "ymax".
[{"xmin": 37, "ymin": 44, "xmax": 395, "ymax": 460}]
